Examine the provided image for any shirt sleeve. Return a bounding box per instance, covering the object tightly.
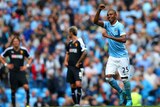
[79,38,87,52]
[65,43,69,53]
[24,49,30,58]
[1,48,10,57]
[119,23,126,36]
[103,21,109,30]
[21,47,30,58]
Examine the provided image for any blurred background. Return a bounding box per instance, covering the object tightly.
[0,0,160,107]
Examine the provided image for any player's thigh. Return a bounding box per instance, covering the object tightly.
[74,67,83,82]
[9,72,19,90]
[105,57,117,75]
[18,72,28,87]
[66,66,75,84]
[118,57,129,77]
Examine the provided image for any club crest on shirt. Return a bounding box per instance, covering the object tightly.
[114,28,118,33]
[20,50,23,54]
[75,43,78,47]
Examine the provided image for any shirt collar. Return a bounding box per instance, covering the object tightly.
[110,20,118,26]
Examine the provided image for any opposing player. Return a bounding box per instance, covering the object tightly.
[93,4,132,106]
[0,36,32,107]
[64,26,87,106]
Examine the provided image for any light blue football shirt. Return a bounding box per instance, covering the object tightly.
[103,20,128,58]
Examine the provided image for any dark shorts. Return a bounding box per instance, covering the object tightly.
[9,71,28,90]
[66,66,83,84]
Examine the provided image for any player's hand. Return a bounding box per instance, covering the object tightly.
[99,4,105,10]
[102,31,110,38]
[64,61,68,67]
[7,64,14,69]
[75,62,81,68]
[20,66,27,71]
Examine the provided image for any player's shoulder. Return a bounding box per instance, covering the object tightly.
[77,38,83,41]
[20,46,28,51]
[5,46,13,51]
[68,40,73,45]
[117,21,124,27]
[77,38,85,44]
[103,21,110,25]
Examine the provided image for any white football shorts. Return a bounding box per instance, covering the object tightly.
[105,56,130,78]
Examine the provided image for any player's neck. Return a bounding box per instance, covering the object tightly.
[72,36,78,43]
[111,20,117,25]
[14,47,20,51]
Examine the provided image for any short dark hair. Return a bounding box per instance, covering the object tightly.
[107,9,117,15]
[69,26,78,36]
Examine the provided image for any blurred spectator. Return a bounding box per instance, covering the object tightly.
[131,86,142,106]
[0,87,8,107]
[31,51,45,88]
[48,93,59,106]
[34,97,46,107]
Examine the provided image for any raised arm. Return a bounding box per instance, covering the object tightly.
[93,4,105,27]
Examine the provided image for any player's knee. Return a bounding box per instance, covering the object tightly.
[105,75,113,82]
[105,77,114,82]
[11,91,15,96]
[11,89,16,93]
[75,81,81,87]
[23,84,29,90]
[71,84,76,88]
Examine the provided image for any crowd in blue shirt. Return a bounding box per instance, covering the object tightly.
[0,0,160,106]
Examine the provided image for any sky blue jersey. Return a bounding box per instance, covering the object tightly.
[103,20,128,58]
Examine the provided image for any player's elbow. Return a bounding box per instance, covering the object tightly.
[122,39,126,43]
[121,36,127,43]
[84,50,88,56]
[93,18,98,25]
[93,20,98,25]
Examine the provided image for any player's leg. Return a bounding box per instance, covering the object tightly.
[105,57,122,93]
[75,67,83,105]
[11,89,16,107]
[118,57,132,106]
[19,72,30,107]
[23,84,30,107]
[9,72,18,107]
[71,84,77,105]
[105,57,124,105]
[67,66,77,104]
[122,77,132,106]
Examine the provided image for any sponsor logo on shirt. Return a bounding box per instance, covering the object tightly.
[11,54,23,59]
[69,49,77,53]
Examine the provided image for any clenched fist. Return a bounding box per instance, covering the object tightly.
[98,4,105,10]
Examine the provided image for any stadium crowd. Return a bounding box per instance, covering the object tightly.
[0,0,160,106]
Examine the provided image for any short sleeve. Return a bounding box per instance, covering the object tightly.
[65,43,69,53]
[21,47,30,58]
[103,21,109,30]
[23,49,30,58]
[119,23,126,36]
[78,38,87,52]
[1,47,11,57]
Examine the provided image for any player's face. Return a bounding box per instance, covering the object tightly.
[12,38,20,48]
[68,31,73,39]
[107,11,116,23]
